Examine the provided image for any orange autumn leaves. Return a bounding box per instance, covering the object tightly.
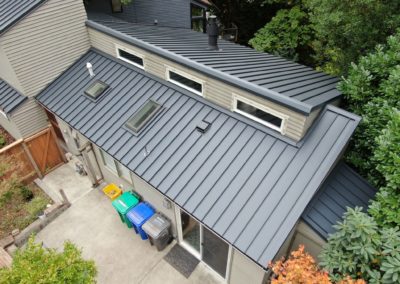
[269,245,366,284]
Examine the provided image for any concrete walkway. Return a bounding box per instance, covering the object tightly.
[36,185,223,283]
[39,160,94,204]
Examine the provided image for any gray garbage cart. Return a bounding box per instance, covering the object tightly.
[142,213,171,251]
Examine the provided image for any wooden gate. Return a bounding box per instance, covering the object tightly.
[0,126,66,182]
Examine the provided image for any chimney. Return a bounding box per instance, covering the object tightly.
[207,15,219,51]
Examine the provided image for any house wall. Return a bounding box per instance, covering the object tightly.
[229,249,266,284]
[88,27,318,141]
[11,99,49,138]
[0,0,90,97]
[289,221,326,262]
[0,47,24,94]
[0,113,22,140]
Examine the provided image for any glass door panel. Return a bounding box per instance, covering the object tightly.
[202,226,229,278]
[180,210,200,254]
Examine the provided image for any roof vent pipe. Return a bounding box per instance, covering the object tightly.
[86,62,95,77]
[207,16,219,51]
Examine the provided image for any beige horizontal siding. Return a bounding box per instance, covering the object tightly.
[1,0,90,97]
[12,99,48,138]
[88,28,317,141]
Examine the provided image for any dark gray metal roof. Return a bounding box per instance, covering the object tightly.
[302,162,376,240]
[0,79,26,113]
[0,0,46,35]
[87,15,341,114]
[36,49,360,267]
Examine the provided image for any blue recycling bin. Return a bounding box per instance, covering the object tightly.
[126,202,155,240]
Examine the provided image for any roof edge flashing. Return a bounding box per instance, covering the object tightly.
[86,20,321,114]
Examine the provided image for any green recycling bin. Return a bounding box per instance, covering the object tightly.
[112,192,139,228]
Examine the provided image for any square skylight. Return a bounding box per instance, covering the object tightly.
[126,100,161,133]
[84,80,109,99]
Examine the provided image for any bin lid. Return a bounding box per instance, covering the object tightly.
[112,192,139,214]
[126,202,155,226]
[142,213,171,238]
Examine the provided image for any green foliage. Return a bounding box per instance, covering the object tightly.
[307,0,400,75]
[249,5,314,63]
[369,109,400,227]
[19,186,33,202]
[339,32,400,187]
[0,236,97,284]
[0,134,6,148]
[320,207,400,283]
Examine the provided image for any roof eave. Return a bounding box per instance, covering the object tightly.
[86,20,318,115]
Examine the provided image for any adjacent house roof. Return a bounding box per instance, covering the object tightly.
[0,79,26,114]
[302,162,376,240]
[36,49,360,267]
[86,15,341,114]
[0,0,46,35]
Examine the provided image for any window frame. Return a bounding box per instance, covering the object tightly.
[100,149,118,173]
[115,45,145,69]
[232,94,288,134]
[125,100,162,134]
[84,80,109,100]
[100,149,133,184]
[166,66,204,96]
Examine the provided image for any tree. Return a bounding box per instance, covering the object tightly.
[307,0,400,75]
[0,236,97,284]
[269,245,365,283]
[249,5,314,65]
[339,31,400,187]
[211,0,285,45]
[369,109,400,227]
[320,207,400,284]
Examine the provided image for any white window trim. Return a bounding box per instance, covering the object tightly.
[165,66,204,96]
[232,94,288,134]
[100,149,118,174]
[115,44,145,69]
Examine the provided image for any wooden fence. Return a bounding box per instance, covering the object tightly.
[0,126,66,182]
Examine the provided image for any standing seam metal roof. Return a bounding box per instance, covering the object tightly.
[86,14,341,114]
[302,162,376,240]
[0,79,26,113]
[0,0,46,35]
[36,49,360,267]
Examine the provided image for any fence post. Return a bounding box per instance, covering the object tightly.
[21,142,43,179]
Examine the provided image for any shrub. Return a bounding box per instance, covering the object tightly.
[19,186,33,202]
[320,207,400,283]
[339,31,400,187]
[249,5,315,65]
[0,236,97,284]
[369,109,400,227]
[270,245,365,283]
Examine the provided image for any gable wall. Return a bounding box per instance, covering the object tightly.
[1,0,90,97]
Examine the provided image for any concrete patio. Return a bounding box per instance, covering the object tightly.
[35,163,224,284]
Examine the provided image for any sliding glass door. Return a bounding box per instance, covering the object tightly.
[177,208,231,279]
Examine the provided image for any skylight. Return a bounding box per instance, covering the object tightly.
[84,80,109,99]
[126,100,161,133]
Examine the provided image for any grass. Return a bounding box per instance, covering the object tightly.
[0,183,52,239]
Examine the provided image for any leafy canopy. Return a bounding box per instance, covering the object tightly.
[369,109,400,227]
[0,236,97,284]
[339,31,400,188]
[249,5,314,64]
